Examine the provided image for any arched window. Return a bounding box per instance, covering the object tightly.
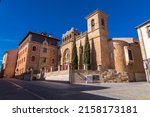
[101,18,105,27]
[91,19,95,31]
[32,46,36,51]
[31,56,35,62]
[63,48,70,63]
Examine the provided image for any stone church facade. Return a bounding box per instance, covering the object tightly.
[59,10,145,81]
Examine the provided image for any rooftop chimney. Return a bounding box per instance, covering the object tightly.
[41,32,47,36]
[49,34,53,38]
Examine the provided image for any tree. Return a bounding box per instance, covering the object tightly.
[84,33,90,70]
[71,38,78,70]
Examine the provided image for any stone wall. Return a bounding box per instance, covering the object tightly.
[71,69,145,84]
[100,69,129,83]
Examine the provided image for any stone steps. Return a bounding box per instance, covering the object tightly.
[45,70,69,82]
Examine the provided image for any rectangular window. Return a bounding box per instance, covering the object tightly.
[52,59,55,64]
[147,26,150,38]
[91,19,95,31]
[101,18,105,27]
[128,49,133,61]
[43,48,47,53]
[43,58,46,63]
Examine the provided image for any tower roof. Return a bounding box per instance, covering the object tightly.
[85,9,108,19]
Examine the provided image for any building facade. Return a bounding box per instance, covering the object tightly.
[60,10,110,70]
[136,20,150,82]
[15,32,59,77]
[2,49,18,78]
[60,10,145,81]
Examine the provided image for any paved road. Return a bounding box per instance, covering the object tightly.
[0,79,115,100]
[0,78,150,100]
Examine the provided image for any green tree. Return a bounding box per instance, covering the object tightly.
[84,33,90,70]
[71,38,78,70]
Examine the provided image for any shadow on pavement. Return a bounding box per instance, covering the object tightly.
[0,79,118,100]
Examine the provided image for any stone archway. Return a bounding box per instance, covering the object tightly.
[63,48,70,70]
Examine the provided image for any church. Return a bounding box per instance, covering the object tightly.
[58,9,145,81]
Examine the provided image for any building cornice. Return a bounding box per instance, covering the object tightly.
[135,19,150,29]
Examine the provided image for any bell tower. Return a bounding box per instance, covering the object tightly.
[86,9,110,69]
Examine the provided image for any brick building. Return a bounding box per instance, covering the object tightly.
[15,32,59,77]
[1,49,18,78]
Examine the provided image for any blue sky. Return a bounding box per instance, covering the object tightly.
[0,0,150,69]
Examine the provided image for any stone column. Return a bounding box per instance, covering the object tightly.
[83,64,86,70]
[51,66,53,72]
[97,65,102,71]
[58,65,61,72]
[67,64,70,71]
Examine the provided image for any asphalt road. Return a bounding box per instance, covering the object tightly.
[0,78,115,100]
[0,78,150,100]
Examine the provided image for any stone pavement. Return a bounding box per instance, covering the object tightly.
[81,82,150,100]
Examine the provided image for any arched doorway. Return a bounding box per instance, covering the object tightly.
[63,48,70,70]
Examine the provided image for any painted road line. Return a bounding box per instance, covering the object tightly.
[7,81,46,100]
[7,81,23,89]
[24,89,46,100]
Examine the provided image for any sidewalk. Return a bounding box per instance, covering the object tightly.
[81,82,150,100]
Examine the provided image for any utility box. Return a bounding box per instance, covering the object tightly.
[86,75,93,83]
